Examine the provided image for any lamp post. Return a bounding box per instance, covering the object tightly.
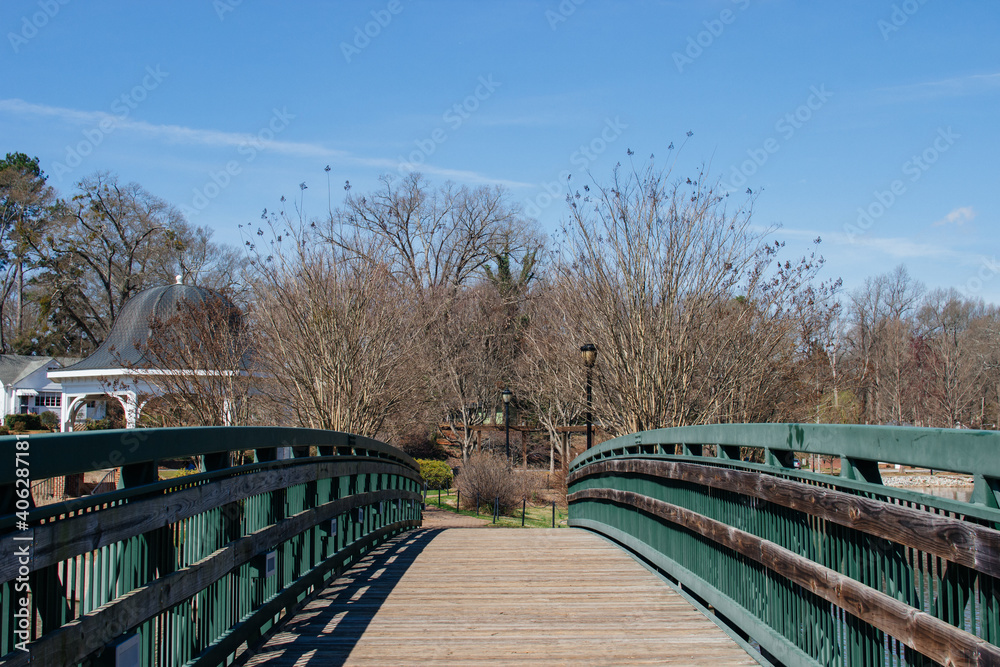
[502,388,512,460]
[580,344,598,449]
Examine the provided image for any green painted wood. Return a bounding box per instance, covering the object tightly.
[0,426,422,666]
[0,426,417,485]
[569,423,1000,667]
[572,422,1000,480]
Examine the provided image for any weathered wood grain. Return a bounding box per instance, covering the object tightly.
[0,460,420,585]
[571,487,1000,667]
[10,491,419,667]
[570,458,1000,578]
[244,529,758,666]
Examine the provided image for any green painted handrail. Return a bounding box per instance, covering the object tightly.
[0,425,416,485]
[569,423,1000,667]
[572,422,1000,475]
[571,422,1000,507]
[0,426,423,666]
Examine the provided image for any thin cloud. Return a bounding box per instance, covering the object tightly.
[877,72,1000,102]
[933,206,976,227]
[0,98,531,188]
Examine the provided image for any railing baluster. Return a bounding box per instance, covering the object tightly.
[568,424,1000,666]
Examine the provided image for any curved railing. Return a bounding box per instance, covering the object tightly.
[568,424,1000,667]
[0,427,422,666]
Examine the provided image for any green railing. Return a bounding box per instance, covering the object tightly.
[0,427,423,666]
[568,424,1000,667]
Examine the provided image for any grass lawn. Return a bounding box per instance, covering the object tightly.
[423,488,569,528]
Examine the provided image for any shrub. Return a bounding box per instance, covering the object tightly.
[39,411,59,429]
[418,459,454,490]
[82,418,116,431]
[455,452,539,515]
[4,413,41,431]
[0,426,9,436]
[395,427,447,459]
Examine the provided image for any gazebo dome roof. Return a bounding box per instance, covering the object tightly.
[60,283,236,372]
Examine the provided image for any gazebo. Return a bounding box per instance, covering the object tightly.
[48,279,240,431]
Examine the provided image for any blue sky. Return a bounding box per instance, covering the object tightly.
[2,1,998,302]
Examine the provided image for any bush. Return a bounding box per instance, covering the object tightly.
[455,452,539,515]
[395,427,447,459]
[5,413,41,431]
[39,411,59,429]
[418,459,453,490]
[0,426,9,436]
[82,418,116,431]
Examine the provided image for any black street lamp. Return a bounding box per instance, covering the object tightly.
[502,388,512,459]
[580,344,598,449]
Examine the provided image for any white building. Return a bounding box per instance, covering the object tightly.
[47,281,243,431]
[0,355,103,424]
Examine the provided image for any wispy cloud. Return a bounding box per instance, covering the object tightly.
[778,226,969,261]
[0,98,532,188]
[877,72,1000,102]
[933,206,976,227]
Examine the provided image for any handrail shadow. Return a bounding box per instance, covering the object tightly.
[242,528,443,666]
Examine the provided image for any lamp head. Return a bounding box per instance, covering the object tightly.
[502,388,512,404]
[580,343,598,368]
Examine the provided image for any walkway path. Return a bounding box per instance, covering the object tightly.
[419,505,490,528]
[244,529,756,666]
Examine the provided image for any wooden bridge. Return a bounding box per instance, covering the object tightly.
[3,424,1000,666]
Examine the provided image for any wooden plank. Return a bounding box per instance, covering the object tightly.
[0,460,420,585]
[11,491,420,667]
[571,458,1000,578]
[244,529,758,666]
[572,487,1000,667]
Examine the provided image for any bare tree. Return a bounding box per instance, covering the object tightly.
[556,159,831,434]
[431,283,508,461]
[321,173,533,306]
[517,278,585,473]
[131,291,258,427]
[26,172,243,356]
[846,265,924,424]
[252,221,423,436]
[915,289,988,427]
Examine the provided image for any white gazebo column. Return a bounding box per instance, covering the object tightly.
[62,396,89,432]
[116,391,140,429]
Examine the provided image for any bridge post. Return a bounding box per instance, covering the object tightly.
[765,448,797,469]
[839,456,882,484]
[682,443,702,457]
[973,474,1000,508]
[716,444,740,461]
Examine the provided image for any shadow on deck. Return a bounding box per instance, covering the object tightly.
[244,529,443,666]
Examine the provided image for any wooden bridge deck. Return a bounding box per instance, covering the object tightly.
[244,528,757,666]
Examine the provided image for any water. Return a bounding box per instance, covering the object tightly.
[911,484,973,503]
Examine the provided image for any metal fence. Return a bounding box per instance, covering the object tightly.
[0,426,423,666]
[568,423,1000,667]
